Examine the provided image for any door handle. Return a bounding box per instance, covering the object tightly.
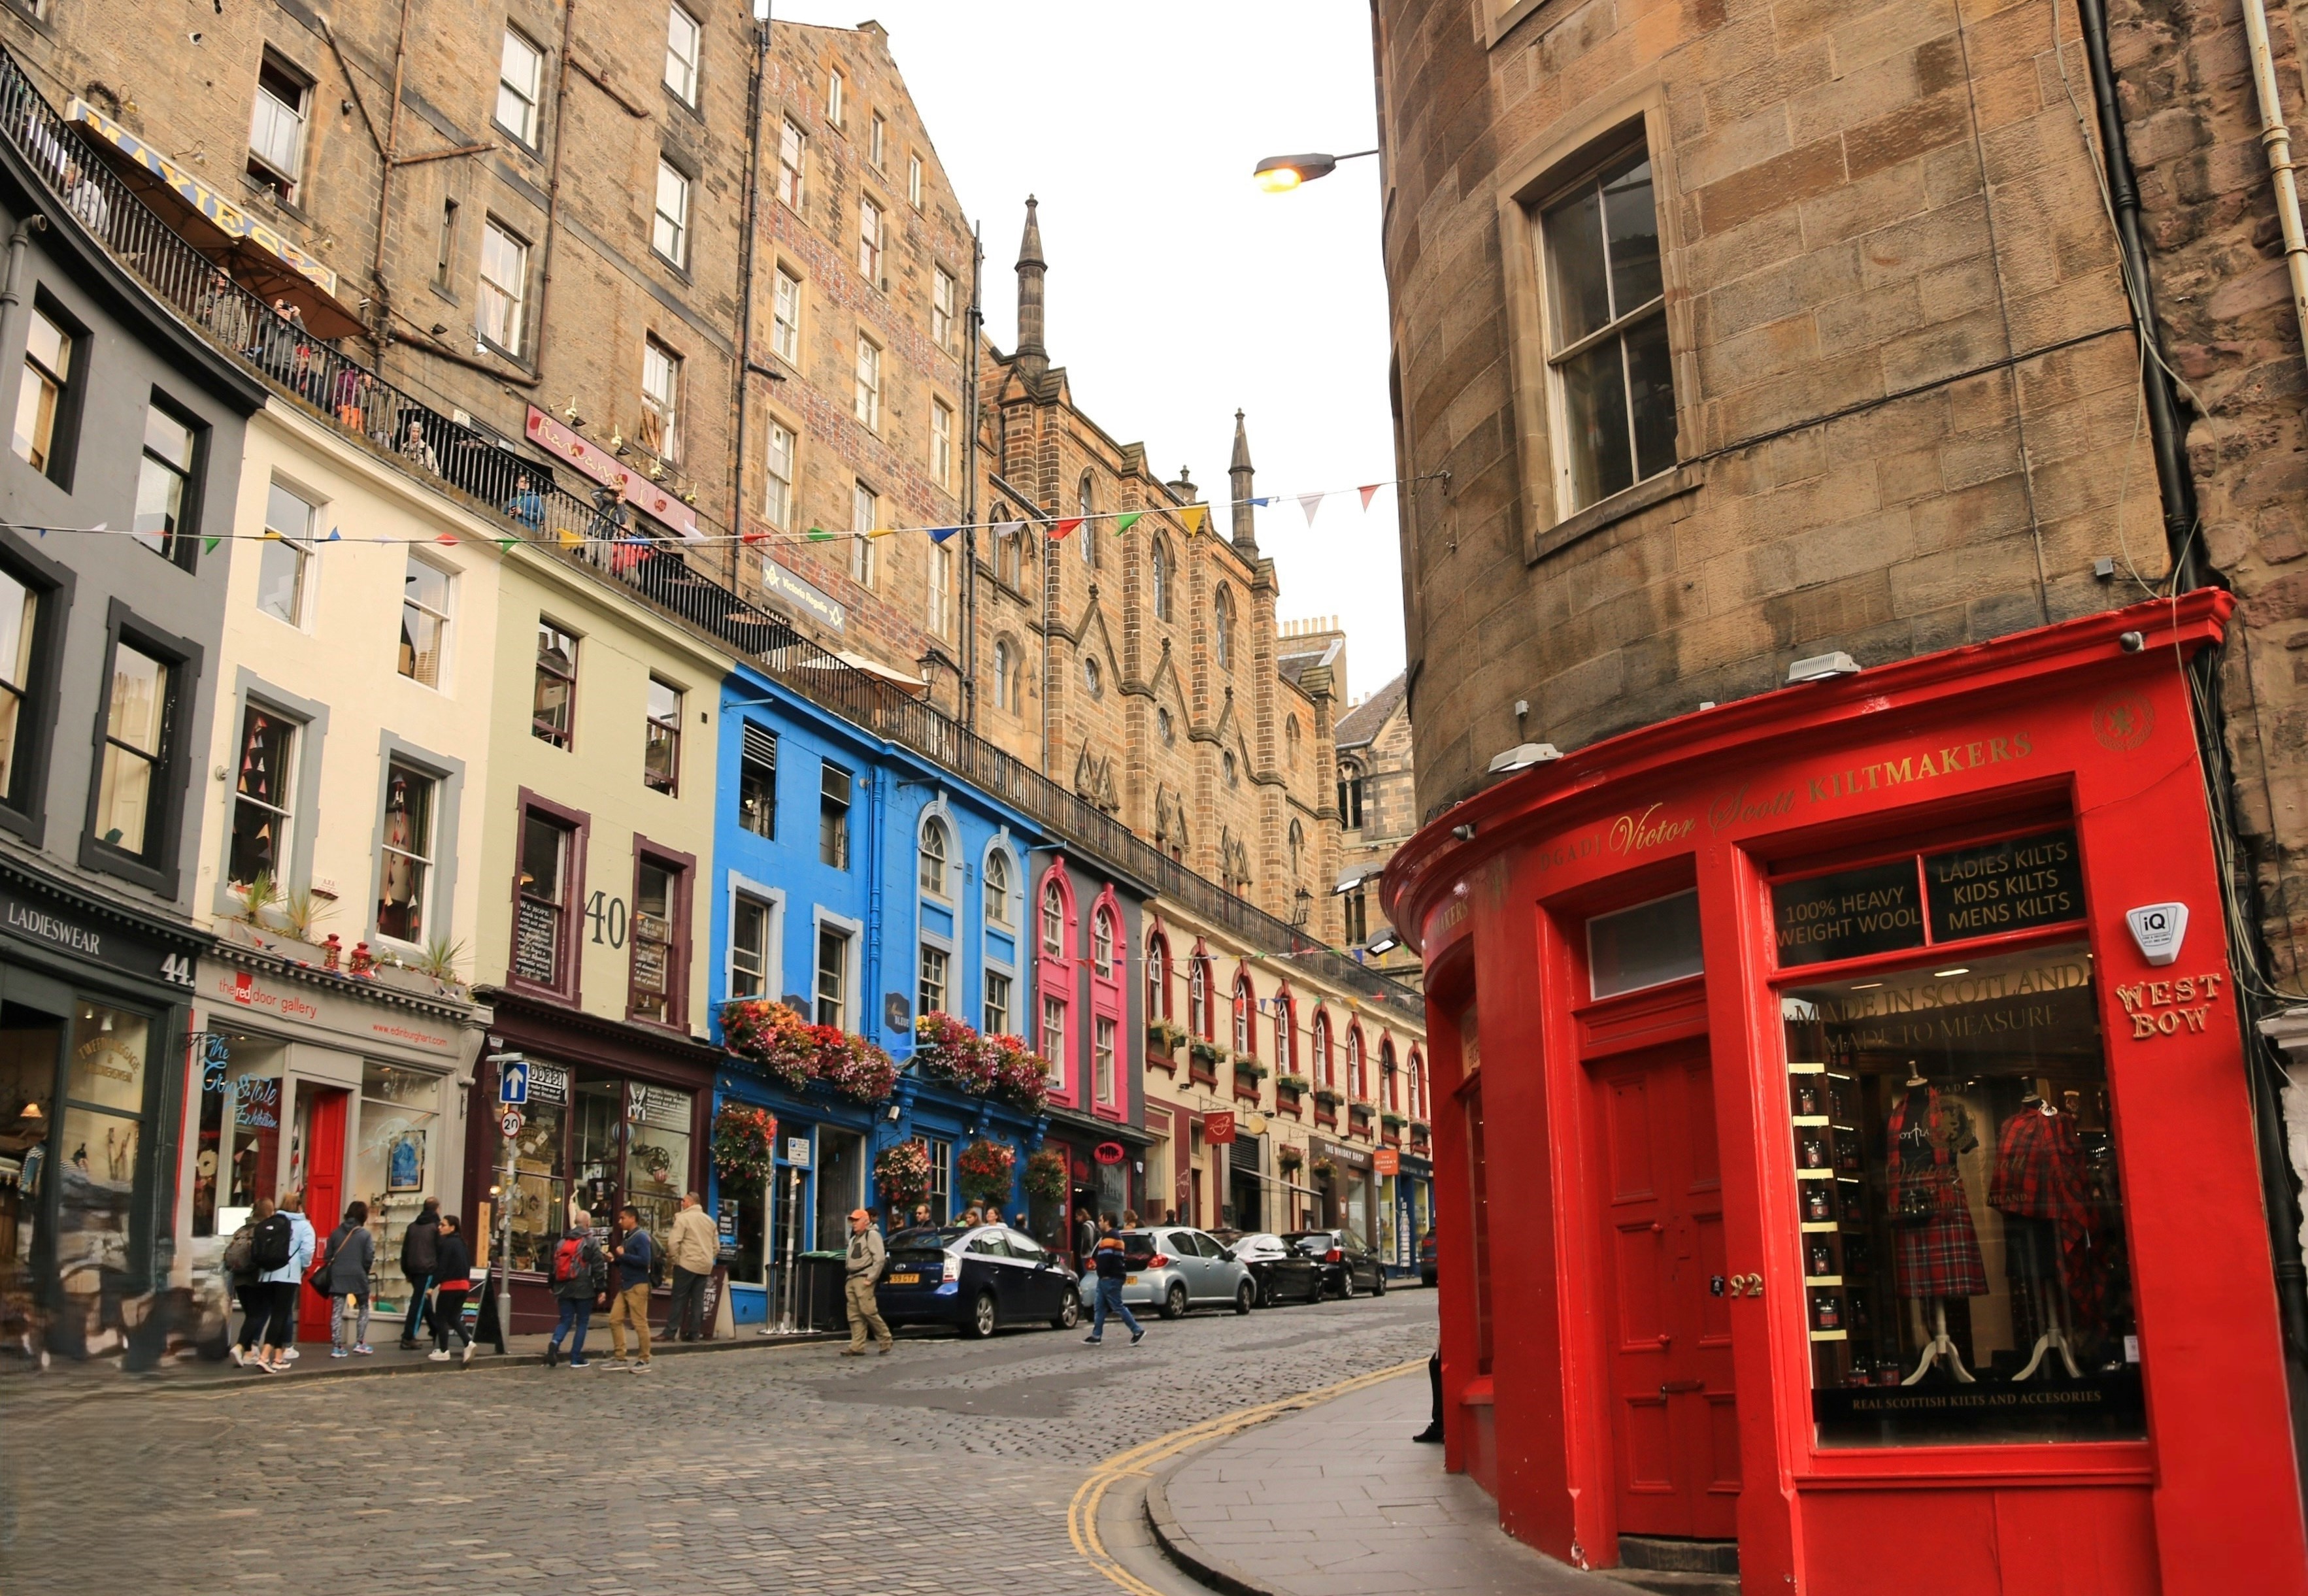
[1659,1379,1706,1395]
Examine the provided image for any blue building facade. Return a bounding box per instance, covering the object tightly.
[705,661,1058,1327]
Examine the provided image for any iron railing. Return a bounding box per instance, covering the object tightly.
[0,49,1423,1022]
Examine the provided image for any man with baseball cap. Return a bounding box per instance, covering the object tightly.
[841,1208,893,1356]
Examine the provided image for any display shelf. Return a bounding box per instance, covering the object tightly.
[1788,1061,1826,1074]
[1792,1114,1830,1127]
[1799,1221,1837,1233]
[1796,1167,1833,1180]
[1809,1329,1849,1342]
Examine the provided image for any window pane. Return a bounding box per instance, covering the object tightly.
[1626,312,1678,482]
[1560,336,1634,509]
[631,860,677,1021]
[106,644,165,754]
[497,31,541,141]
[257,488,309,624]
[479,223,528,352]
[133,454,187,552]
[984,971,1011,1035]
[665,5,701,101]
[67,1004,149,1112]
[1588,889,1703,998]
[378,766,433,942]
[0,572,32,803]
[144,407,193,469]
[1545,182,1611,345]
[227,707,295,888]
[24,309,65,382]
[731,897,769,997]
[654,163,689,263]
[533,623,577,746]
[644,679,681,794]
[1602,153,1663,317]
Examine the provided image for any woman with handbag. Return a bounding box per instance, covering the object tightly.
[317,1201,377,1357]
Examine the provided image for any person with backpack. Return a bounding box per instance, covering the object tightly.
[225,1197,275,1367]
[1082,1213,1146,1347]
[397,1197,442,1349]
[427,1214,477,1365]
[318,1201,377,1357]
[254,1190,314,1373]
[545,1221,604,1368]
[602,1205,655,1371]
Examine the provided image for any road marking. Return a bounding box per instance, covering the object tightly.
[1065,1357,1424,1595]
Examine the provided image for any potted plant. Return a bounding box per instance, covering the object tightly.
[958,1139,1018,1205]
[1313,1085,1346,1108]
[721,998,816,1091]
[1381,1110,1410,1131]
[875,1138,934,1208]
[1024,1148,1069,1203]
[712,1103,778,1187]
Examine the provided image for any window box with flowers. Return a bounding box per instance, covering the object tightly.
[1380,1110,1410,1131]
[958,1139,1018,1205]
[1312,1086,1346,1108]
[721,997,818,1092]
[814,1028,900,1104]
[1348,1100,1377,1135]
[1187,1038,1222,1085]
[1146,1019,1185,1069]
[914,1011,998,1093]
[980,1033,1052,1114]
[875,1138,935,1208]
[1274,1072,1311,1112]
[1232,1058,1266,1102]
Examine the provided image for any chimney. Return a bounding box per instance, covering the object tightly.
[1229,409,1257,554]
[1168,463,1196,505]
[1015,196,1047,380]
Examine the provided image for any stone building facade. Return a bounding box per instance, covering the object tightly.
[1333,668,1422,988]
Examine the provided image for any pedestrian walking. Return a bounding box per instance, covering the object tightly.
[1074,1208,1097,1268]
[254,1191,314,1372]
[1083,1213,1145,1346]
[603,1205,654,1371]
[544,1221,604,1368]
[663,1191,716,1343]
[841,1207,892,1356]
[320,1201,377,1357]
[427,1216,477,1365]
[397,1197,441,1348]
[224,1197,275,1367]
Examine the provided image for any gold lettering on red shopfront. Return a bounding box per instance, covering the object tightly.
[1807,733,2034,803]
[2114,971,2226,1041]
[1608,803,1696,856]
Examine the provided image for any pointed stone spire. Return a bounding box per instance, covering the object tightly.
[1229,410,1258,554]
[1015,196,1048,380]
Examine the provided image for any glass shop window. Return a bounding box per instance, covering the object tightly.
[506,1063,571,1274]
[1780,938,2141,1446]
[1587,888,1702,999]
[354,1063,440,1286]
[625,1082,694,1243]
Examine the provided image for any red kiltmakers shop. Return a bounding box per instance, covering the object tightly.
[1384,595,2306,1596]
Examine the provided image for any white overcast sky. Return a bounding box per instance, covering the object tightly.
[774,1,1405,701]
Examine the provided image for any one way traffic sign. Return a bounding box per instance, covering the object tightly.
[499,1059,528,1106]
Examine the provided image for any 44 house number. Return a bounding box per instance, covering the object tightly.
[586,891,629,949]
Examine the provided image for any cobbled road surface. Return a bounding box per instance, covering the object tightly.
[2,1290,1435,1595]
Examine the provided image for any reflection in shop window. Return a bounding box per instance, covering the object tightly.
[505,1062,570,1272]
[624,1081,694,1243]
[1781,942,2142,1446]
[376,764,436,943]
[355,1062,439,1315]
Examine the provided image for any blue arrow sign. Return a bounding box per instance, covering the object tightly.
[499,1061,529,1106]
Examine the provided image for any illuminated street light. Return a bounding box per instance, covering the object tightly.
[1253,148,1378,192]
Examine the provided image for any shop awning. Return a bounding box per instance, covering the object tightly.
[64,99,365,339]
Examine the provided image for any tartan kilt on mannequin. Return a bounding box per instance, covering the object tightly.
[1895,1206,1988,1299]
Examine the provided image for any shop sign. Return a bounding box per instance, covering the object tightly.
[1771,861,1924,967]
[2114,970,2226,1041]
[1094,1141,1124,1165]
[717,1197,741,1260]
[1203,1111,1235,1145]
[1922,828,2083,942]
[235,1076,282,1129]
[190,1031,231,1094]
[524,405,701,540]
[784,1136,812,1167]
[526,1062,569,1106]
[0,882,194,988]
[1313,1137,1373,1172]
[761,560,848,633]
[1373,1148,1400,1176]
[631,1083,689,1131]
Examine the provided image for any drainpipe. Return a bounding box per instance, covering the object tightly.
[729,5,771,591]
[962,223,982,729]
[368,0,412,342]
[529,0,581,382]
[2242,0,2308,376]
[0,215,48,362]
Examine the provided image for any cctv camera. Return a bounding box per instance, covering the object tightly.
[188,30,203,42]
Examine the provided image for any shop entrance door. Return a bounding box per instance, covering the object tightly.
[295,1086,350,1342]
[1592,1039,1737,1542]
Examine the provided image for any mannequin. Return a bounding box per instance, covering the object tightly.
[1886,1065,1986,1384]
[1990,1089,2090,1380]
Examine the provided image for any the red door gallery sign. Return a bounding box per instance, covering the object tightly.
[1204,1112,1235,1145]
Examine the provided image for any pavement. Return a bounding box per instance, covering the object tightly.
[1146,1369,1614,1596]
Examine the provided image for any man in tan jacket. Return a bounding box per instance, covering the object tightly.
[664,1191,718,1342]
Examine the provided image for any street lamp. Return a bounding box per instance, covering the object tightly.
[1253,148,1379,192]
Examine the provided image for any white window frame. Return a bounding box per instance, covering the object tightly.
[375,761,440,948]
[725,874,786,1004]
[763,418,795,529]
[927,540,950,638]
[869,111,886,169]
[812,907,863,1029]
[478,218,529,355]
[664,3,701,105]
[850,481,878,586]
[932,267,956,351]
[929,398,954,488]
[653,159,691,267]
[496,29,543,145]
[248,56,310,199]
[257,478,318,628]
[777,119,806,210]
[982,844,1015,928]
[1094,1016,1117,1108]
[224,698,301,892]
[771,267,803,363]
[827,67,844,127]
[641,337,681,460]
[918,939,950,1020]
[983,969,1012,1038]
[852,334,881,429]
[858,198,884,286]
[398,552,455,690]
[919,812,952,899]
[909,152,924,208]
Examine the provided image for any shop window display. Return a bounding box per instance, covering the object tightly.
[1779,931,2140,1445]
[505,1063,571,1274]
[56,1005,150,1354]
[0,1002,63,1290]
[354,1063,440,1312]
[503,1067,694,1272]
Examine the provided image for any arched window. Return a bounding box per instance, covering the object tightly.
[1189,952,1212,1039]
[1347,1027,1365,1101]
[1272,991,1295,1072]
[1213,585,1233,669]
[1313,1010,1333,1089]
[1287,819,1305,878]
[1041,879,1065,957]
[1146,934,1169,1019]
[1150,537,1171,620]
[1380,1037,1397,1110]
[1232,973,1254,1056]
[1409,1049,1425,1119]
[1092,906,1116,977]
[1078,471,1097,567]
[992,639,1011,710]
[918,815,949,897]
[1338,759,1365,829]
[984,847,1012,925]
[1286,716,1301,769]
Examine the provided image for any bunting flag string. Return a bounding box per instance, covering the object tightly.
[1299,493,1324,525]
[1359,484,1382,510]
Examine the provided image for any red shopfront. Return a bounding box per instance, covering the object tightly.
[1384,594,2307,1596]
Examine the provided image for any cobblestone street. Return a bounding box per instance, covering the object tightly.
[2,1293,1435,1595]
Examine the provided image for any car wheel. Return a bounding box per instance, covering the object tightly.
[967,1290,997,1339]
[1160,1282,1189,1321]
[1374,1271,1388,1297]
[1051,1288,1080,1331]
[1340,1270,1356,1300]
[1235,1280,1255,1316]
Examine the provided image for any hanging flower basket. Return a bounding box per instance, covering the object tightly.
[958,1138,1018,1204]
[815,1027,899,1103]
[983,1033,1052,1114]
[875,1138,934,1207]
[1313,1086,1346,1108]
[1277,1146,1305,1172]
[712,1103,778,1187]
[1275,1072,1312,1096]
[914,1012,999,1093]
[1311,1155,1337,1179]
[1024,1148,1069,1203]
[721,998,816,1091]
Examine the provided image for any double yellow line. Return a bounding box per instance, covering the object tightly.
[1065,1358,1426,1595]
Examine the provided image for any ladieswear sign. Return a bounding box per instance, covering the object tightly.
[1771,828,2086,968]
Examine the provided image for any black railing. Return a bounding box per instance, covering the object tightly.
[0,49,1424,1023]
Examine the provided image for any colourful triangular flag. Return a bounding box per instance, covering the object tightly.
[496,537,518,552]
[867,525,895,539]
[435,534,460,546]
[1053,516,1082,540]
[260,527,284,542]
[1114,511,1143,535]
[807,526,834,542]
[1299,493,1324,525]
[991,520,1026,538]
[1180,505,1208,537]
[324,526,342,542]
[1360,484,1381,510]
[928,525,960,544]
[558,527,585,550]
[1252,497,1273,508]
[741,530,767,545]
[203,535,221,554]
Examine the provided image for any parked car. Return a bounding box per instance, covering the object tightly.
[1226,1231,1326,1307]
[1418,1229,1439,1288]
[875,1224,1081,1338]
[1286,1228,1388,1298]
[1117,1226,1255,1318]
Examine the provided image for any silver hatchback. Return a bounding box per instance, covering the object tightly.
[1115,1227,1254,1319]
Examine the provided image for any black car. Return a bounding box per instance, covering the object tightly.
[1285,1228,1388,1298]
[1224,1231,1326,1307]
[1418,1229,1439,1288]
[875,1224,1082,1338]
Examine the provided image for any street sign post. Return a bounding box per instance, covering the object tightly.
[500,1108,525,1139]
[484,1052,525,1354]
[499,1059,529,1106]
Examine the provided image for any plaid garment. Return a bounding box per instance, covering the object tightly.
[1895,1208,1989,1299]
[1886,1086,1988,1298]
[1989,1107,2105,1324]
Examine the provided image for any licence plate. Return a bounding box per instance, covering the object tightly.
[888,1272,920,1285]
[1126,1274,1140,1284]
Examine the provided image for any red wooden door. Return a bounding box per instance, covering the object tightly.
[1593,1040,1738,1540]
[295,1087,350,1342]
